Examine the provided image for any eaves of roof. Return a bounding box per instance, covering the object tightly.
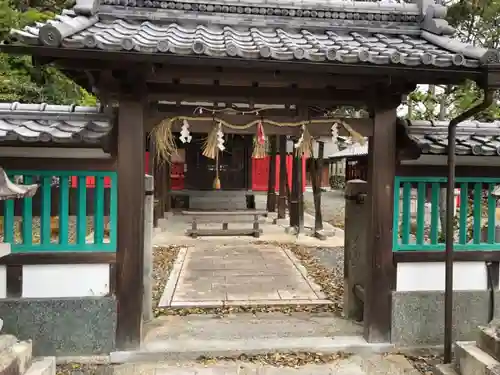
[5,0,500,69]
[0,102,112,144]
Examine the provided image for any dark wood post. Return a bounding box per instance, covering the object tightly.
[297,153,304,231]
[149,135,160,227]
[278,135,287,219]
[290,149,300,228]
[311,141,325,234]
[164,156,172,212]
[155,159,165,219]
[266,135,277,212]
[116,99,146,349]
[363,100,398,343]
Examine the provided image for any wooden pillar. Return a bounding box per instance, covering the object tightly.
[277,135,287,219]
[311,141,324,233]
[164,157,172,212]
[266,135,277,212]
[116,99,145,349]
[290,149,301,228]
[149,136,160,227]
[363,100,398,343]
[298,154,304,231]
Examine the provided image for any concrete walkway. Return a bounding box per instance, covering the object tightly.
[158,243,331,307]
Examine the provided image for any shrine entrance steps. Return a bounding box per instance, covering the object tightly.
[110,312,395,363]
[435,325,500,375]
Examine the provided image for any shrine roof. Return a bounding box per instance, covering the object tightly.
[329,119,500,158]
[0,102,112,143]
[6,0,500,68]
[406,119,500,156]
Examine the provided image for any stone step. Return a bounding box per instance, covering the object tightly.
[103,357,369,375]
[477,326,500,363]
[434,363,459,375]
[109,336,392,363]
[24,357,56,375]
[455,341,500,375]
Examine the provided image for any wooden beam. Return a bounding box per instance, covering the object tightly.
[0,157,116,171]
[0,252,115,265]
[278,135,287,219]
[4,46,481,84]
[147,65,387,89]
[147,83,370,106]
[363,100,398,343]
[115,98,145,350]
[267,135,277,213]
[394,251,500,262]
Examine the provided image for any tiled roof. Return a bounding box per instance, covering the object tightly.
[406,119,500,156]
[329,119,500,158]
[0,102,112,143]
[6,0,499,68]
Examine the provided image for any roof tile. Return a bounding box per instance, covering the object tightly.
[6,0,494,68]
[330,119,500,158]
[0,103,112,144]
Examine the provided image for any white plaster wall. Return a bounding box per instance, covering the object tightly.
[22,264,110,298]
[396,262,487,292]
[0,266,7,298]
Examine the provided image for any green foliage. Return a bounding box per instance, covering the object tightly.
[407,0,500,121]
[0,0,94,105]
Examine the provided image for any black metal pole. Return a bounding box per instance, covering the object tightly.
[443,90,494,364]
[443,122,456,364]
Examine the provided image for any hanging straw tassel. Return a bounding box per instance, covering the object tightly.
[297,125,313,157]
[150,118,178,165]
[252,120,268,158]
[202,124,219,159]
[336,120,366,145]
[213,152,221,190]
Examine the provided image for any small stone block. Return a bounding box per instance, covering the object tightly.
[433,364,459,375]
[11,340,33,375]
[0,340,32,375]
[24,357,56,375]
[455,341,499,375]
[478,325,500,362]
[314,231,327,240]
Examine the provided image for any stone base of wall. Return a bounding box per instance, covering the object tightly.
[0,296,116,356]
[391,290,500,346]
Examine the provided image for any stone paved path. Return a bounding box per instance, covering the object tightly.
[158,243,332,307]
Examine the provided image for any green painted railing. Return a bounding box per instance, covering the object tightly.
[393,176,500,252]
[2,170,117,253]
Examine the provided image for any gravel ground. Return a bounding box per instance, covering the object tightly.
[404,353,443,374]
[0,216,96,244]
[303,190,345,228]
